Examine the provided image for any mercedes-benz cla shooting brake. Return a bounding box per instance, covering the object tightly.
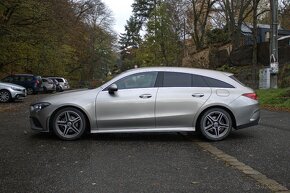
[30,67,260,141]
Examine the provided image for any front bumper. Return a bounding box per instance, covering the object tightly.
[30,106,52,132]
[11,89,27,99]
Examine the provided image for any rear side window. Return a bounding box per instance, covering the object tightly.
[56,78,64,82]
[192,74,208,87]
[23,76,33,81]
[163,72,191,87]
[203,76,234,88]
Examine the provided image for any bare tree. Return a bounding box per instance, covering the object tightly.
[186,0,217,50]
[219,0,253,50]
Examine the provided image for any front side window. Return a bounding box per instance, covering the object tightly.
[114,72,158,90]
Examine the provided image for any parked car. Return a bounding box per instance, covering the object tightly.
[47,77,69,91]
[49,78,62,92]
[30,67,260,141]
[41,78,56,93]
[0,82,27,103]
[2,74,42,95]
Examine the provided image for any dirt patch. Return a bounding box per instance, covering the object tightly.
[260,105,290,113]
[0,94,49,113]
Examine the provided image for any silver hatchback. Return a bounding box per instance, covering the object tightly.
[0,82,27,102]
[30,67,260,141]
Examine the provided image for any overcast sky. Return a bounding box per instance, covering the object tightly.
[104,0,134,35]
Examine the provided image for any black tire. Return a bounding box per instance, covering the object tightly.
[199,108,232,141]
[52,107,86,140]
[0,90,11,103]
[27,88,33,95]
[43,87,47,93]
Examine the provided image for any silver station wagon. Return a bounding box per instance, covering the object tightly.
[30,67,260,141]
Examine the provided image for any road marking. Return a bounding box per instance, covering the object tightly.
[193,140,290,193]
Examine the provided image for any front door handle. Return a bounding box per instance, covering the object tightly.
[192,93,204,97]
[139,94,152,99]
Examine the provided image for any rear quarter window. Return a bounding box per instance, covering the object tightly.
[203,76,235,88]
[229,75,245,86]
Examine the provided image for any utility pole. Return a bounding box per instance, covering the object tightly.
[269,0,279,88]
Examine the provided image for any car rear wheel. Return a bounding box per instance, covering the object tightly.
[52,107,86,140]
[199,108,232,141]
[0,90,11,103]
[27,88,33,95]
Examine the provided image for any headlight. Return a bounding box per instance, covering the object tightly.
[30,102,51,112]
[11,87,22,91]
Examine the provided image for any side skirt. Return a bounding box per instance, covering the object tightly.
[90,127,195,134]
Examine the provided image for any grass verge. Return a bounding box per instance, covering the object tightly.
[256,88,290,112]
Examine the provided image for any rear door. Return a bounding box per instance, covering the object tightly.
[155,72,212,128]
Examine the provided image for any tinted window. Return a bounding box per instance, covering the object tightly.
[230,75,245,86]
[42,79,47,82]
[163,72,191,87]
[56,78,63,82]
[192,74,208,87]
[114,72,158,90]
[2,76,13,82]
[203,76,234,88]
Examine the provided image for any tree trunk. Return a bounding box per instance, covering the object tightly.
[252,0,259,89]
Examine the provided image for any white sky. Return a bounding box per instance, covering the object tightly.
[104,0,134,35]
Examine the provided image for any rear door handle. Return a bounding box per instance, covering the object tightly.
[192,93,204,97]
[139,94,152,99]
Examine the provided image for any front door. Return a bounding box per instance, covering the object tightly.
[96,72,158,130]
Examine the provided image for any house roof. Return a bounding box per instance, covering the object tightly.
[278,35,290,40]
[241,23,284,34]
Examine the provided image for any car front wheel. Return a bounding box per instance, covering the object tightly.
[0,90,11,103]
[199,108,232,141]
[52,107,86,140]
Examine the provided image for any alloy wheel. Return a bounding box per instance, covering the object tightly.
[27,88,33,95]
[53,108,86,140]
[200,109,232,141]
[0,90,11,103]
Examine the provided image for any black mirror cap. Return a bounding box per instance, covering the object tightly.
[108,84,118,94]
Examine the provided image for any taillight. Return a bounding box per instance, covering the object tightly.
[242,93,258,100]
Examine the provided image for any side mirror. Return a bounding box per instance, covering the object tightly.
[108,84,118,94]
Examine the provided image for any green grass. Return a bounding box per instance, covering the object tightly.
[256,88,290,110]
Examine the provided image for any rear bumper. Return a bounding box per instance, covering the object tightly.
[236,110,260,129]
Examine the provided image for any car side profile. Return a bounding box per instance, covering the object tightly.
[30,67,260,141]
[0,82,27,103]
[2,74,42,94]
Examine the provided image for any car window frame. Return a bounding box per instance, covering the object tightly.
[104,71,158,91]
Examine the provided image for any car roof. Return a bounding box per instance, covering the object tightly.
[123,67,233,77]
[14,74,36,76]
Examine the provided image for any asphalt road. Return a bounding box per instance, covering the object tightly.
[0,95,289,193]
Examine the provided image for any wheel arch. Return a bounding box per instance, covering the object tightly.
[49,105,91,133]
[195,105,237,131]
[0,89,12,101]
